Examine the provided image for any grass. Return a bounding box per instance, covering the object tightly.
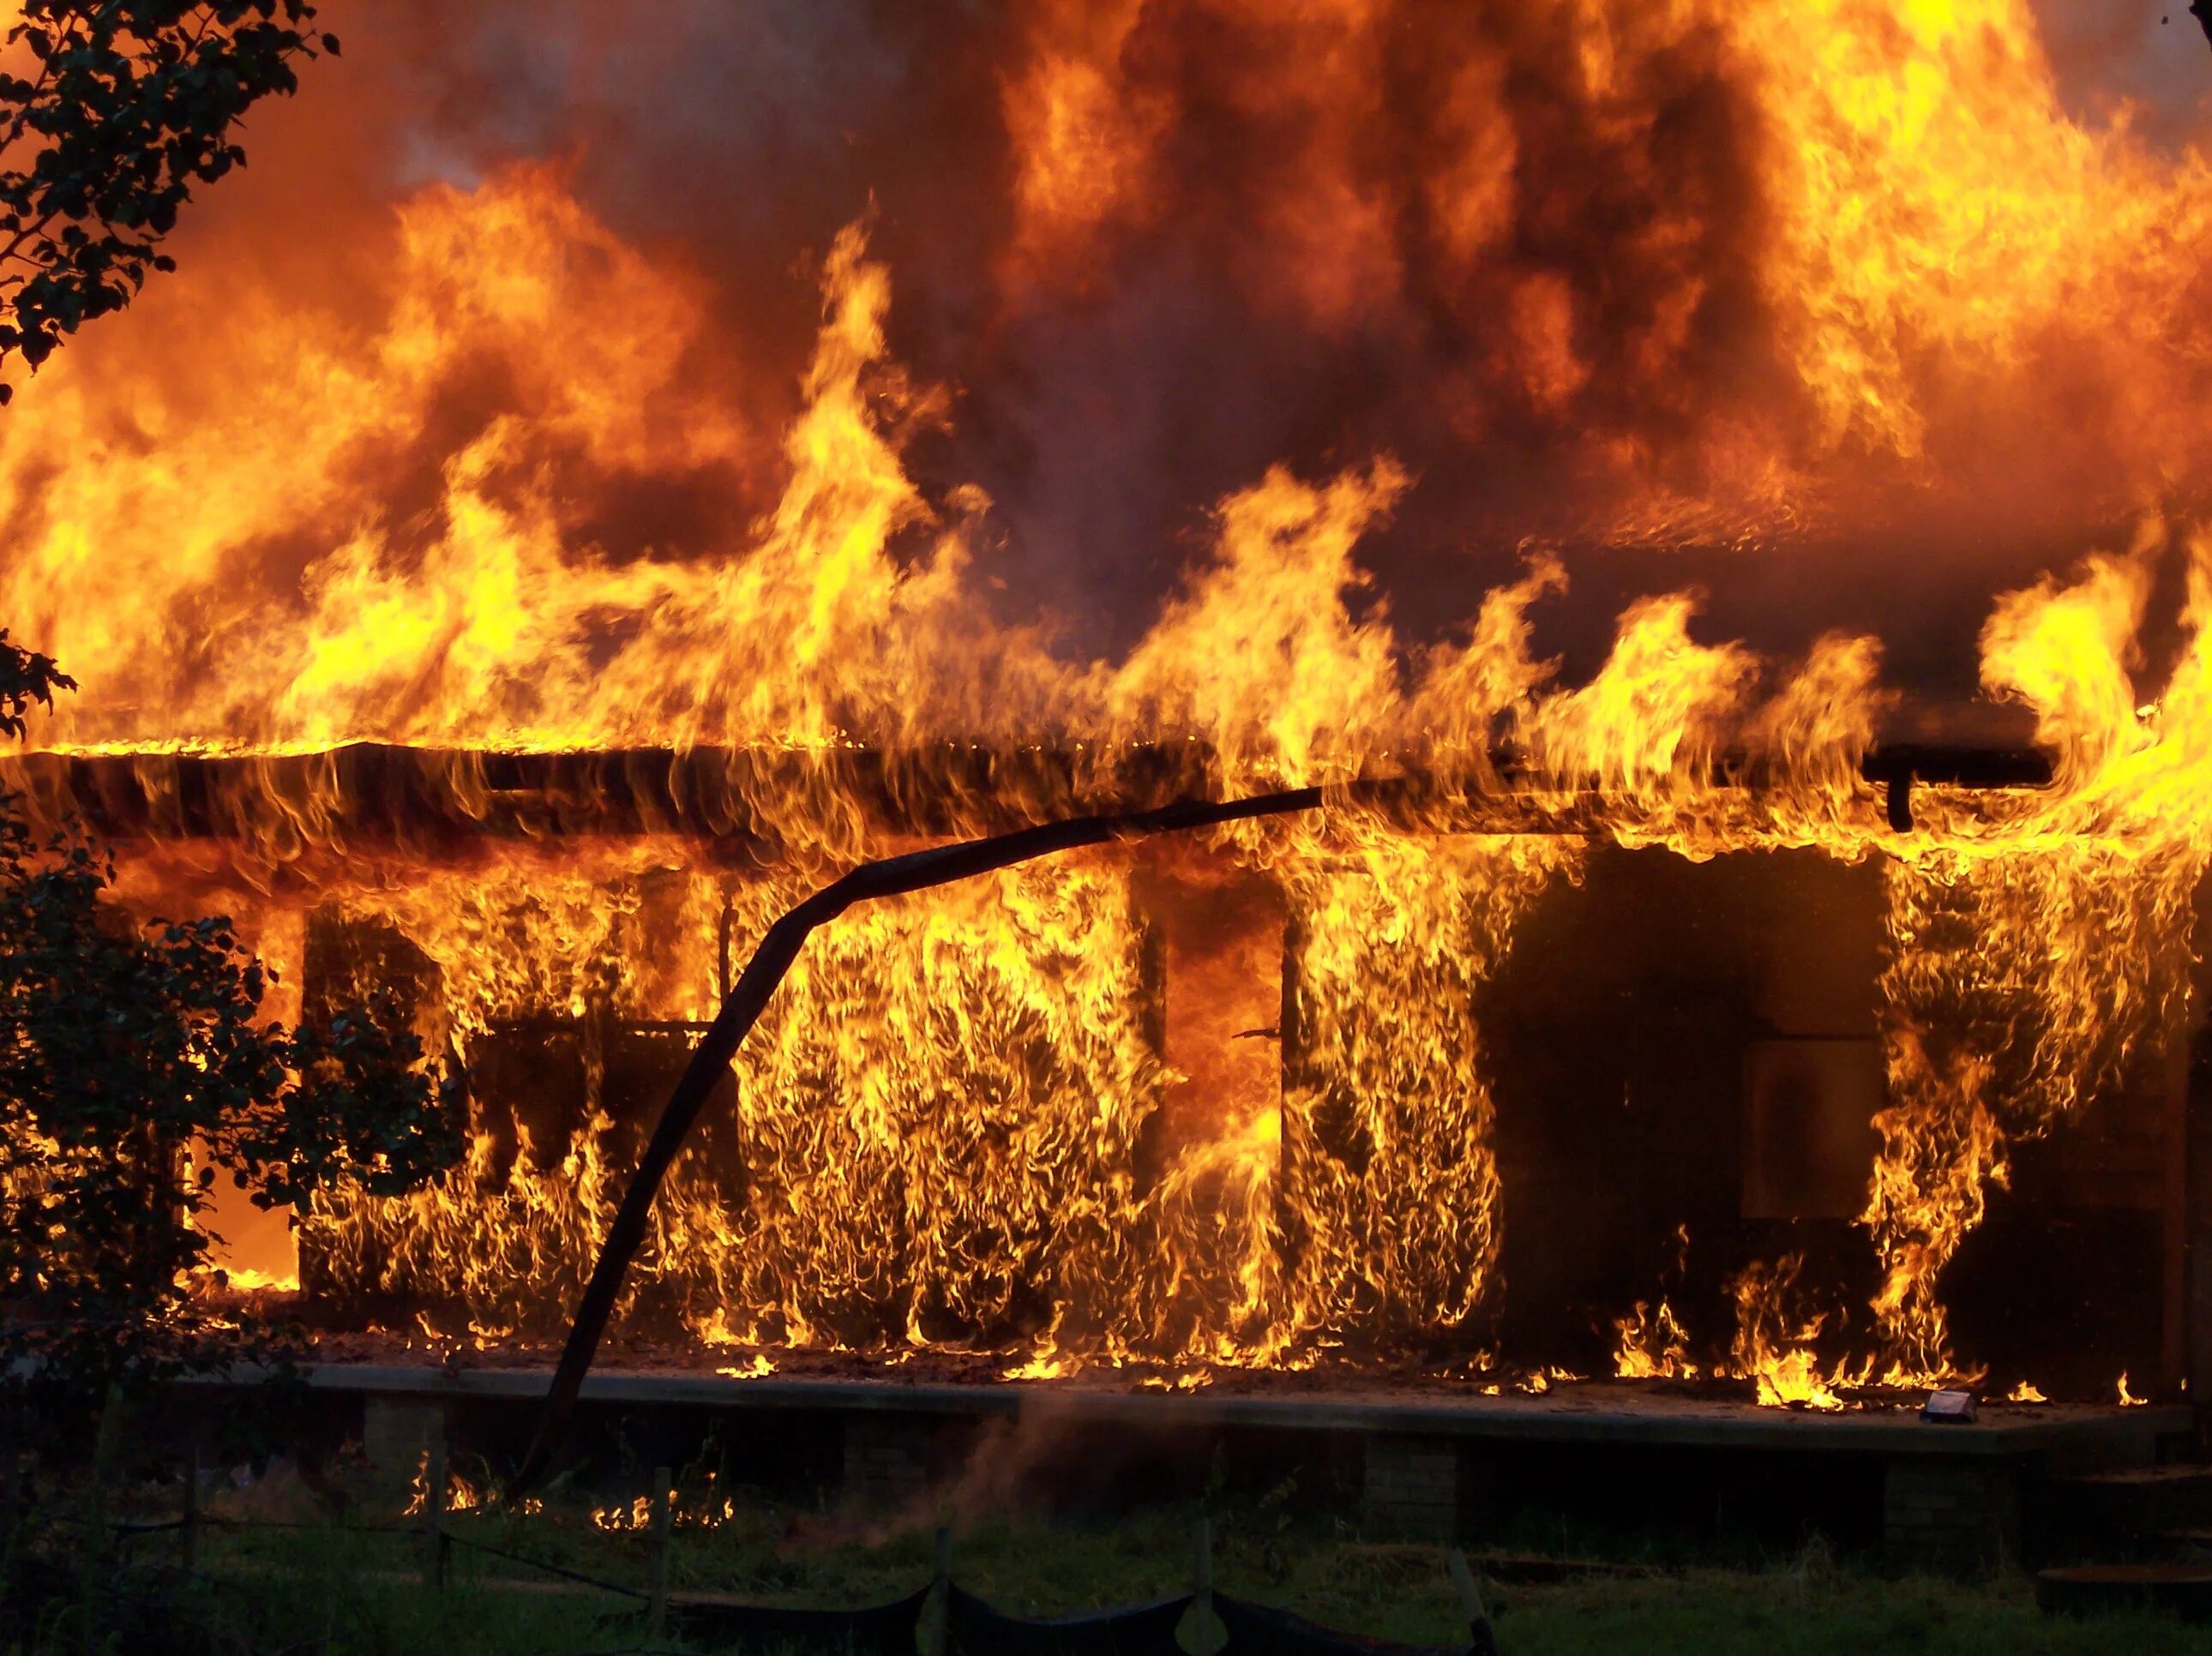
[12,1472,2205,1655]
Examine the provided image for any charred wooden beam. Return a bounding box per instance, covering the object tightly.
[0,741,2059,849]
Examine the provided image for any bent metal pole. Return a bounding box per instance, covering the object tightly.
[509,783,1349,1495]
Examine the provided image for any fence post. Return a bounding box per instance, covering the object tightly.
[0,1441,18,1560]
[1181,1516,1225,1656]
[179,1445,199,1573]
[87,1382,124,1558]
[647,1467,673,1642]
[1447,1548,1499,1656]
[421,1440,449,1590]
[919,1524,952,1655]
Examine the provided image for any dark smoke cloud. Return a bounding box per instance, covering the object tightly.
[105,2,2212,699]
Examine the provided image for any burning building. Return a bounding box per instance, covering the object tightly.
[3,0,2212,1555]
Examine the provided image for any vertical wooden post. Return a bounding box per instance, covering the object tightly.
[0,1442,20,1559]
[1181,1517,1225,1656]
[421,1441,449,1590]
[647,1467,672,1643]
[87,1383,123,1559]
[1447,1549,1499,1656]
[179,1446,199,1573]
[918,1525,952,1656]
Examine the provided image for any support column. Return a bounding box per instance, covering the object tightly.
[1361,1435,1459,1539]
[842,1413,935,1509]
[360,1396,445,1480]
[1881,1457,2023,1573]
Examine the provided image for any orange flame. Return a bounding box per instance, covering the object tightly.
[7,1,2212,1401]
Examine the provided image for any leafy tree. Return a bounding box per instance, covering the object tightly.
[0,664,460,1434]
[0,9,409,1431]
[0,2,335,400]
[0,630,71,735]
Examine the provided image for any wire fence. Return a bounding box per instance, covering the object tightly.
[51,1461,1503,1656]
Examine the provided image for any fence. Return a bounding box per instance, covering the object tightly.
[93,1453,1502,1656]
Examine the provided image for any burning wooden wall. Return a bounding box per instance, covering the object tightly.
[7,739,2177,1407]
[3,0,2211,1411]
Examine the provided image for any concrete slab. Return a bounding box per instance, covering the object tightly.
[276,1365,2188,1462]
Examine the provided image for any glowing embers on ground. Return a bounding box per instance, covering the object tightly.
[401,1454,740,1532]
[590,1482,736,1533]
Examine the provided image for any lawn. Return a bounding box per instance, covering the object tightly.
[12,1474,2204,1655]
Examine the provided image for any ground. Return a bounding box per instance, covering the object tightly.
[21,1477,2207,1655]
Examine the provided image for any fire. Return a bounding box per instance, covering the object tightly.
[1742,0,2152,459]
[6,1,2212,1403]
[1001,0,1164,288]
[1855,527,2212,1383]
[989,0,2212,530]
[1277,840,1569,1345]
[1514,1366,1584,1396]
[1731,1258,1854,1411]
[591,1482,734,1533]
[213,1266,298,1294]
[404,1452,536,1518]
[1002,1343,1082,1383]
[1613,1299,1693,1383]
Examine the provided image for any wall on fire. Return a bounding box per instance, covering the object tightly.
[243,837,2173,1385]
